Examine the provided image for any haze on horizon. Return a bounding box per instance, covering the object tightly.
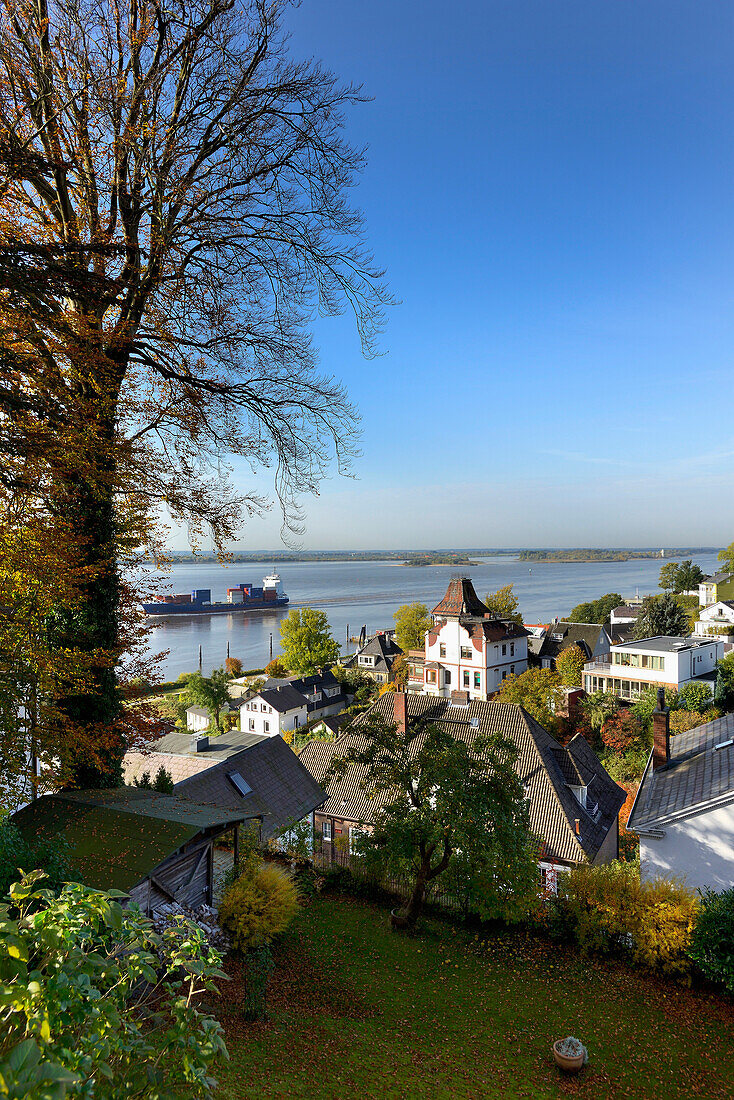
[173,2,734,553]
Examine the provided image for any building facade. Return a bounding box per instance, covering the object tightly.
[583,636,723,702]
[693,600,734,640]
[699,572,734,607]
[406,578,529,701]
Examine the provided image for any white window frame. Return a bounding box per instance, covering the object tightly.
[322,819,332,841]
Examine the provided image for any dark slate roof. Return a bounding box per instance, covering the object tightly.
[432,577,490,619]
[148,729,266,759]
[258,685,309,713]
[176,736,325,840]
[612,605,641,618]
[628,712,734,831]
[342,633,403,675]
[538,623,607,661]
[290,671,341,693]
[298,693,625,865]
[306,691,348,714]
[314,715,351,736]
[705,572,734,585]
[11,789,248,893]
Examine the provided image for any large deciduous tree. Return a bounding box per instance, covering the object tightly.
[0,0,386,783]
[496,667,562,735]
[330,712,537,931]
[392,603,431,653]
[484,584,523,627]
[279,607,339,676]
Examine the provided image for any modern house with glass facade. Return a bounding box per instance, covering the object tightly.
[583,636,724,702]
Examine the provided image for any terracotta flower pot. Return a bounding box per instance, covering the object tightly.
[552,1040,585,1072]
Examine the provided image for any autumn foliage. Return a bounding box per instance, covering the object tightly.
[601,709,646,754]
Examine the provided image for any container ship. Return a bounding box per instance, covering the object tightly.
[143,573,289,616]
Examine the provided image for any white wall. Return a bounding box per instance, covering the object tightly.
[239,695,307,736]
[639,803,734,892]
[186,710,210,732]
[423,620,527,700]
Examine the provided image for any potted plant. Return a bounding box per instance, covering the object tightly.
[552,1036,587,1072]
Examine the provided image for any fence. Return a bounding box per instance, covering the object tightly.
[309,844,466,916]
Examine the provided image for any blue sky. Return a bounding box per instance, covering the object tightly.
[198,1,734,550]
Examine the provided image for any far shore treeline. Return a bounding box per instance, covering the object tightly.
[144,547,716,565]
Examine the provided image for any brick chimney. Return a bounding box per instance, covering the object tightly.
[450,689,470,706]
[652,687,670,770]
[393,691,407,734]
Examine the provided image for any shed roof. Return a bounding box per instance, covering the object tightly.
[11,789,249,893]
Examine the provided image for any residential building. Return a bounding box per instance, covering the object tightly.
[240,671,348,736]
[627,699,734,892]
[693,600,734,640]
[123,729,324,842]
[341,631,403,683]
[699,572,734,607]
[185,702,236,733]
[299,691,625,886]
[529,621,612,671]
[11,788,251,913]
[583,636,724,702]
[609,605,641,627]
[406,577,529,700]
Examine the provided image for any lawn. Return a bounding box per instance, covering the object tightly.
[213,894,734,1100]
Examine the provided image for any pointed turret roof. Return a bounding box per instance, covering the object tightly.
[431,577,489,620]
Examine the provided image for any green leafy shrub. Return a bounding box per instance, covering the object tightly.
[0,870,227,1097]
[219,861,299,953]
[0,820,68,898]
[677,680,714,712]
[565,862,699,977]
[132,765,174,793]
[689,887,734,992]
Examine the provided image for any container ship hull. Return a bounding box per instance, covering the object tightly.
[143,595,289,617]
[143,573,288,617]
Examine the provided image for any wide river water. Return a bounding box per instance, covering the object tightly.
[141,552,722,679]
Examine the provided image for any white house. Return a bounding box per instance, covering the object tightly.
[239,671,348,737]
[406,577,529,701]
[583,636,724,702]
[185,702,236,732]
[628,701,734,892]
[240,685,309,737]
[693,601,734,640]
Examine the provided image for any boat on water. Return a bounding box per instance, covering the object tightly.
[143,572,289,617]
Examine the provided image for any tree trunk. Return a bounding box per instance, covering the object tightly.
[391,866,429,932]
[49,392,123,788]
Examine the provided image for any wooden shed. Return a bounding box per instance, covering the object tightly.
[11,788,259,913]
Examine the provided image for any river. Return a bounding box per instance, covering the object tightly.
[140,552,722,680]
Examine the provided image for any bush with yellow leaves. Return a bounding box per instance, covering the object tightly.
[565,861,699,977]
[219,861,300,954]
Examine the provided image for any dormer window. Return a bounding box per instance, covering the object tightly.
[569,785,587,809]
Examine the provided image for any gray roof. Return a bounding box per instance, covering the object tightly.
[704,572,734,585]
[342,633,403,675]
[628,712,734,831]
[612,635,714,653]
[257,685,309,713]
[299,693,624,866]
[176,736,325,840]
[538,623,608,661]
[148,729,266,759]
[612,605,641,618]
[314,715,351,736]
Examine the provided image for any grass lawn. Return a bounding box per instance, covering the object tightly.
[213,894,734,1100]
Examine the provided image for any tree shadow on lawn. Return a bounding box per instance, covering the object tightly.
[211,896,734,1100]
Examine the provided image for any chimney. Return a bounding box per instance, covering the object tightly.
[652,688,670,770]
[190,734,209,753]
[450,689,470,706]
[574,818,581,836]
[393,691,407,734]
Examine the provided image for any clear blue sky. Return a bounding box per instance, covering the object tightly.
[208,1,734,550]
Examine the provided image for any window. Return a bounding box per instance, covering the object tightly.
[294,716,299,728]
[510,643,515,656]
[474,672,480,689]
[502,670,507,680]
[248,719,255,731]
[502,644,507,656]
[510,665,515,675]
[460,646,472,660]
[263,721,270,733]
[261,703,267,712]
[439,644,446,658]
[444,670,451,686]
[463,671,470,688]
[322,819,332,841]
[426,670,437,684]
[349,827,364,855]
[227,771,252,797]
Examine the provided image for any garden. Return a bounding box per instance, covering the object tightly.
[214,890,734,1100]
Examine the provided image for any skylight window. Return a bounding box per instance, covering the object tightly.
[227,771,252,797]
